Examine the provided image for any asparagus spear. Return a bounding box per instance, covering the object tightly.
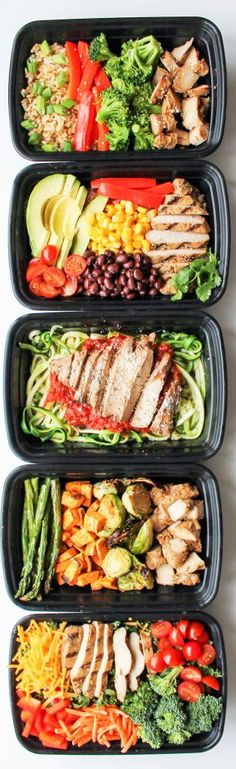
[44,479,62,595]
[16,477,51,598]
[21,495,29,565]
[30,477,39,505]
[24,479,35,539]
[21,501,50,601]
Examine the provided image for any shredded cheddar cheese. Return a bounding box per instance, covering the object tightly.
[11,620,73,701]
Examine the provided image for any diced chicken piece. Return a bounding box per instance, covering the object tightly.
[201,96,210,114]
[168,498,189,521]
[68,349,88,389]
[195,59,209,77]
[131,350,172,429]
[145,544,166,570]
[151,483,199,505]
[187,500,204,519]
[182,96,205,130]
[50,354,73,384]
[146,229,209,246]
[151,369,182,437]
[150,113,163,136]
[187,539,203,553]
[172,37,194,65]
[176,128,190,145]
[151,68,172,101]
[113,627,132,703]
[163,87,182,113]
[177,552,205,574]
[161,535,188,569]
[86,345,115,411]
[70,624,96,694]
[172,178,193,196]
[168,520,200,543]
[189,123,209,145]
[160,50,179,74]
[140,629,154,665]
[61,625,83,671]
[127,633,145,692]
[151,504,172,533]
[187,84,210,97]
[173,52,200,92]
[175,572,200,586]
[156,563,176,585]
[94,624,114,698]
[159,278,177,296]
[154,131,179,149]
[75,349,103,403]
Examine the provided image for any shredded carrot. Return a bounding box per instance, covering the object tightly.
[60,705,139,753]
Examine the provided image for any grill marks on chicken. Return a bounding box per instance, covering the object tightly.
[61,622,114,698]
[49,335,182,438]
[150,37,209,148]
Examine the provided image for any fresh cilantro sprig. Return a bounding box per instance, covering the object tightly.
[171,251,221,302]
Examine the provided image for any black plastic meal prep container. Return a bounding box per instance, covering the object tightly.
[4,310,227,463]
[2,462,222,611]
[9,609,227,754]
[9,16,226,161]
[9,158,230,311]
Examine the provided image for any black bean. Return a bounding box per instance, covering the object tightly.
[126,269,134,279]
[133,268,143,281]
[83,277,90,290]
[116,253,127,265]
[126,291,136,299]
[101,263,108,272]
[119,274,127,286]
[91,268,102,278]
[97,276,104,286]
[89,282,99,294]
[149,287,158,296]
[155,280,161,289]
[139,289,146,296]
[137,281,143,291]
[122,286,130,296]
[128,277,136,290]
[107,262,120,274]
[149,274,156,285]
[125,259,134,269]
[96,254,105,267]
[104,277,114,290]
[111,288,120,297]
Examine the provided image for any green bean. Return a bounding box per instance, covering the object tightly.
[16,478,51,598]
[44,480,62,594]
[21,502,50,601]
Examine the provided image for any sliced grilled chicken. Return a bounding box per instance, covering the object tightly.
[182,96,205,130]
[140,629,154,665]
[101,337,133,418]
[158,195,207,215]
[131,350,172,429]
[157,254,206,278]
[147,248,207,262]
[172,178,193,196]
[86,344,115,411]
[150,68,172,101]
[68,348,88,389]
[172,38,194,65]
[150,368,182,437]
[70,623,96,694]
[187,84,210,98]
[151,213,207,228]
[127,633,145,692]
[82,621,105,698]
[94,623,113,698]
[61,625,83,671]
[101,337,153,422]
[154,131,178,149]
[50,354,73,384]
[173,47,208,93]
[160,50,179,74]
[175,128,190,145]
[75,349,102,403]
[146,229,209,246]
[159,278,179,295]
[150,113,163,135]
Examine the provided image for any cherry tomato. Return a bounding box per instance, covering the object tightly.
[41,245,59,265]
[187,621,205,640]
[26,258,45,282]
[169,627,184,647]
[43,267,66,288]
[176,619,189,638]
[178,681,201,702]
[183,641,203,662]
[180,666,202,683]
[199,682,205,694]
[29,277,44,296]
[64,254,87,277]
[29,278,62,298]
[197,644,216,666]
[197,629,210,644]
[162,647,184,667]
[147,652,166,673]
[151,621,173,639]
[61,276,78,296]
[158,637,170,653]
[201,675,220,691]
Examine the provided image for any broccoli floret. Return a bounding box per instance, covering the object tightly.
[104,56,124,81]
[168,729,192,745]
[132,123,154,150]
[106,123,130,151]
[97,87,129,126]
[154,695,188,735]
[89,32,114,62]
[139,720,163,749]
[148,667,183,697]
[186,695,223,735]
[122,681,159,724]
[132,83,153,114]
[111,77,136,97]
[121,35,163,83]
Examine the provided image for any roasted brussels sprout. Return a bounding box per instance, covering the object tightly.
[103,547,132,578]
[118,556,154,591]
[107,518,141,548]
[122,484,152,518]
[129,518,154,555]
[93,480,125,501]
[99,494,126,535]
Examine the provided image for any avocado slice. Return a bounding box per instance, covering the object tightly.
[72,195,108,255]
[63,174,79,196]
[69,179,81,199]
[74,185,88,217]
[26,174,65,256]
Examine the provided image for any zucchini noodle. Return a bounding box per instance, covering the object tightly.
[20,326,206,447]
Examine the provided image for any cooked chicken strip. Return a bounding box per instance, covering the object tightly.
[176,128,190,145]
[70,624,96,694]
[158,195,207,215]
[50,354,73,384]
[127,633,145,692]
[158,254,206,278]
[68,348,88,389]
[189,124,209,145]
[150,69,172,101]
[172,178,193,196]
[94,624,113,698]
[75,349,102,403]
[150,113,164,135]
[101,337,133,417]
[172,37,194,65]
[159,278,178,296]
[182,96,205,130]
[86,345,115,411]
[102,337,153,422]
[113,627,132,703]
[131,350,172,429]
[161,535,188,569]
[151,214,206,226]
[163,87,182,113]
[146,229,209,245]
[160,50,179,74]
[187,84,210,98]
[140,629,154,665]
[61,625,83,671]
[150,369,182,437]
[154,131,179,149]
[147,248,207,261]
[177,552,205,574]
[173,47,208,93]
[82,621,104,698]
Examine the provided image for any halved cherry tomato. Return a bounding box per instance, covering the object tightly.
[176,619,189,638]
[201,675,220,691]
[158,637,170,653]
[29,278,62,298]
[43,267,66,288]
[180,666,202,683]
[41,245,59,265]
[187,621,205,640]
[64,254,87,277]
[26,258,45,282]
[162,647,184,667]
[197,629,210,644]
[169,627,184,647]
[178,681,201,702]
[183,640,203,662]
[147,652,166,673]
[197,644,216,666]
[61,276,78,296]
[151,621,173,639]
[199,682,206,694]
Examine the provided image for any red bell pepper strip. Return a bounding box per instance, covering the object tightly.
[77,40,89,72]
[73,91,96,151]
[46,699,70,715]
[77,60,100,99]
[93,86,109,151]
[97,182,165,208]
[65,42,81,101]
[95,66,111,92]
[39,731,68,749]
[91,177,156,189]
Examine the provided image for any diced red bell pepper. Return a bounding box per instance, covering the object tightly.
[17,696,42,712]
[65,41,81,101]
[74,91,96,151]
[77,41,89,72]
[91,177,156,189]
[20,710,32,722]
[39,731,68,750]
[95,66,111,92]
[77,60,100,99]
[46,699,70,715]
[22,713,35,738]
[97,182,165,208]
[34,710,45,733]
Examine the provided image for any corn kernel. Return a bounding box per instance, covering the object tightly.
[142,239,151,251]
[124,201,134,213]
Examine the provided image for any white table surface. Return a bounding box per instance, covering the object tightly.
[1,0,235,765]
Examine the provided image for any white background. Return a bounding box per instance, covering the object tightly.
[1,0,235,766]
